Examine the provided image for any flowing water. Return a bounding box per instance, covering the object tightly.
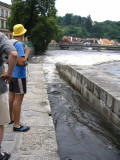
[30,50,120,160]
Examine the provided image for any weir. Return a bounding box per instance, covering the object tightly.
[56,63,120,128]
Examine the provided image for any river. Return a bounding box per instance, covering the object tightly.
[30,50,120,160]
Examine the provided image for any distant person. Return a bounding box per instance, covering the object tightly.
[0,32,18,160]
[9,24,30,132]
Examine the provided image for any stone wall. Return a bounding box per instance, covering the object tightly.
[56,63,120,128]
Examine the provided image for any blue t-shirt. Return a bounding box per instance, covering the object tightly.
[12,41,26,78]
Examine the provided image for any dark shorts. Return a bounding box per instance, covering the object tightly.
[9,77,26,94]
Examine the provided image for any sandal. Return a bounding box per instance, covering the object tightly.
[13,125,30,132]
[8,120,14,124]
[0,152,11,160]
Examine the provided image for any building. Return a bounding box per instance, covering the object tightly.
[99,38,119,46]
[0,1,12,39]
[62,36,82,43]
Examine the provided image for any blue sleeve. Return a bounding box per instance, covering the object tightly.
[14,42,25,58]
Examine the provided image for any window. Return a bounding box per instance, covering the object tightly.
[5,11,8,17]
[1,20,4,28]
[5,21,8,29]
[1,9,4,17]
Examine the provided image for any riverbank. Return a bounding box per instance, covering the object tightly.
[56,63,120,129]
[1,64,60,160]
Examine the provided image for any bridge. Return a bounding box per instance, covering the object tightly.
[59,43,120,50]
[48,43,120,51]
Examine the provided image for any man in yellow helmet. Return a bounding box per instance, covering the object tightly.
[9,24,30,132]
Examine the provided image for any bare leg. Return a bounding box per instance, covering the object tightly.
[0,125,4,147]
[9,92,15,122]
[13,94,24,128]
[0,126,11,159]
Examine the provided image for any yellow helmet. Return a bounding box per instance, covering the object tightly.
[13,24,27,36]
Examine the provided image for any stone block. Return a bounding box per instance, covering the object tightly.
[81,76,87,87]
[71,67,77,77]
[93,84,100,99]
[20,127,58,153]
[92,94,99,110]
[71,76,76,86]
[76,79,82,92]
[81,85,87,99]
[99,99,106,112]
[22,116,54,127]
[76,72,82,81]
[86,79,94,92]
[65,71,71,80]
[109,111,120,127]
[113,97,120,117]
[86,89,93,105]
[31,99,51,114]
[106,93,113,109]
[102,104,111,118]
[3,133,16,141]
[100,88,107,103]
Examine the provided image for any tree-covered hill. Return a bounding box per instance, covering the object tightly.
[56,14,120,42]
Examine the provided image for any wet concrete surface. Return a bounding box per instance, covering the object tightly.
[47,82,120,160]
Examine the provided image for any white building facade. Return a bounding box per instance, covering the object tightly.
[0,1,13,39]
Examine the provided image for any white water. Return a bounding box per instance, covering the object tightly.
[31,50,120,83]
[44,50,120,65]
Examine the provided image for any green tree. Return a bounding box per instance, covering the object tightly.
[8,0,58,54]
[57,16,64,25]
[30,16,59,53]
[92,23,104,38]
[85,15,92,31]
[78,16,82,26]
[71,15,79,26]
[64,13,73,25]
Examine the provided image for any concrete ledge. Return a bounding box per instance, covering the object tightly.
[56,63,120,128]
[2,64,60,160]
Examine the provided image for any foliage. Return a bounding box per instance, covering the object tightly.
[30,16,59,53]
[8,0,58,54]
[85,15,92,32]
[64,13,73,25]
[57,14,120,42]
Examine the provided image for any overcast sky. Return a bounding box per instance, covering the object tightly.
[1,0,120,22]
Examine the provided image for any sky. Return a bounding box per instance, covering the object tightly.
[1,0,120,22]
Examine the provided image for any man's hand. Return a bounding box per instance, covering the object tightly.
[0,72,12,84]
[24,45,29,55]
[24,45,29,62]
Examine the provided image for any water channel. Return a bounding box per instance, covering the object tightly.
[30,50,120,160]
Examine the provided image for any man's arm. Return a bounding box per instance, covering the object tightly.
[0,50,18,83]
[8,50,18,76]
[17,45,29,66]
